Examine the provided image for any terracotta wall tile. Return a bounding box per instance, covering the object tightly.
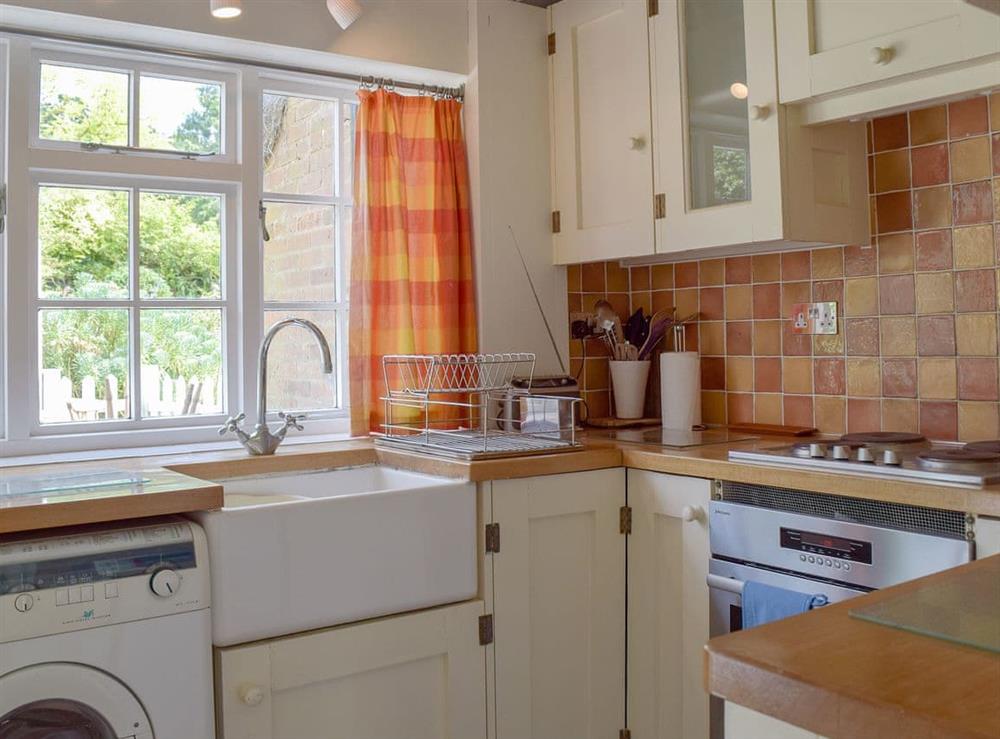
[882,358,917,398]
[993,134,1000,176]
[700,287,724,320]
[783,357,813,394]
[848,399,882,432]
[958,401,1000,441]
[811,246,844,278]
[877,233,914,273]
[702,391,726,424]
[876,191,914,232]
[752,253,781,282]
[675,262,698,288]
[920,401,958,440]
[581,262,606,292]
[915,271,954,313]
[917,315,956,356]
[992,93,1000,132]
[952,225,995,269]
[956,313,998,356]
[651,290,674,314]
[567,264,582,292]
[882,398,919,432]
[725,285,753,320]
[879,274,915,315]
[726,356,754,392]
[913,186,951,229]
[701,356,725,391]
[754,357,782,393]
[783,395,814,427]
[814,358,845,395]
[958,357,998,401]
[844,244,878,276]
[782,323,811,356]
[725,256,752,284]
[630,265,650,291]
[651,264,674,290]
[726,321,753,356]
[948,97,989,139]
[700,322,725,355]
[700,258,725,285]
[674,288,699,318]
[813,279,844,305]
[781,250,811,281]
[952,180,993,225]
[814,324,845,356]
[954,268,997,312]
[847,358,881,397]
[628,291,650,315]
[752,283,781,319]
[754,393,782,424]
[910,143,949,187]
[727,392,753,424]
[874,149,910,192]
[910,105,947,145]
[753,321,782,356]
[915,230,952,271]
[950,137,992,183]
[781,281,811,317]
[919,357,957,399]
[844,277,879,316]
[846,318,880,356]
[607,261,629,292]
[815,396,846,434]
[873,112,908,151]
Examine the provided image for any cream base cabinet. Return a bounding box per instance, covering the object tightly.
[627,470,712,739]
[776,0,1000,122]
[488,469,627,739]
[214,600,487,739]
[724,704,825,739]
[650,0,869,256]
[549,1,655,264]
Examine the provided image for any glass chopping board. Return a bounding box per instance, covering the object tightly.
[850,562,1000,653]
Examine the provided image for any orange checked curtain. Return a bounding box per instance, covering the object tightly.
[349,88,477,436]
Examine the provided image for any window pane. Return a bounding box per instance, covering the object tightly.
[39,63,129,146]
[262,93,335,196]
[40,309,129,424]
[39,186,129,299]
[139,192,222,299]
[263,202,336,301]
[263,311,337,412]
[140,76,222,154]
[340,101,356,199]
[140,309,223,417]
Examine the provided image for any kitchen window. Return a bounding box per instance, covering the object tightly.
[1,37,354,454]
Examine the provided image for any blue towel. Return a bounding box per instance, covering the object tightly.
[742,580,828,629]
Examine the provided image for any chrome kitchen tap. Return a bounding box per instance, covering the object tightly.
[219,318,333,455]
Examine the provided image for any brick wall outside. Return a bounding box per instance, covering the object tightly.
[262,96,339,411]
[568,93,1000,441]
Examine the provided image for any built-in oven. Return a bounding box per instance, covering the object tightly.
[706,481,974,739]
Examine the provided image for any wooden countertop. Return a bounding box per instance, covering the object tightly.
[3,431,1000,535]
[705,556,1000,739]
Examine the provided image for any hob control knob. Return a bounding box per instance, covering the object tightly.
[857,447,874,463]
[832,445,851,460]
[808,443,827,458]
[883,449,901,466]
[149,569,181,598]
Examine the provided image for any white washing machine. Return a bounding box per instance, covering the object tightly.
[0,517,215,738]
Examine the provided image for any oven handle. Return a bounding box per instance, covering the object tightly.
[707,573,744,595]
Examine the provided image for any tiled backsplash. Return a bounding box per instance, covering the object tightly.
[567,93,1000,441]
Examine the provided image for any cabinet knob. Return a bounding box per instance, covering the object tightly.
[749,104,770,121]
[629,135,646,151]
[239,684,265,707]
[869,46,894,65]
[681,505,704,523]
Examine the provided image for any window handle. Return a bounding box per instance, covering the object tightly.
[259,200,271,242]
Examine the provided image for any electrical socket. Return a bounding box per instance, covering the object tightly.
[790,302,838,335]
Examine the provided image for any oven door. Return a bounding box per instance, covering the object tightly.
[708,558,869,638]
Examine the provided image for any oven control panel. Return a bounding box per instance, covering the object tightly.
[780,527,873,564]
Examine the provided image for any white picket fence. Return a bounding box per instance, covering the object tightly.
[40,366,222,423]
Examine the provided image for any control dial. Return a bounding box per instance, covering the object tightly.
[13,593,33,612]
[149,569,181,598]
[883,449,901,466]
[831,445,851,460]
[856,447,874,463]
[808,443,827,458]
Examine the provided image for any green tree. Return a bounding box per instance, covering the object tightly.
[170,85,222,154]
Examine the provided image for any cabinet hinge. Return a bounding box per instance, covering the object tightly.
[479,614,494,646]
[647,0,658,16]
[551,210,561,234]
[485,522,500,553]
[654,193,666,220]
[547,32,556,55]
[619,505,632,535]
[620,730,632,739]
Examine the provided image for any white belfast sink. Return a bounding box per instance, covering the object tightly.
[190,465,476,646]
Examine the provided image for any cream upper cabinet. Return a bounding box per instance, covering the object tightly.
[627,469,712,739]
[650,0,870,255]
[488,469,627,738]
[775,0,1000,122]
[215,601,487,739]
[550,0,656,264]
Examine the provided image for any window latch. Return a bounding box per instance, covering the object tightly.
[259,200,271,242]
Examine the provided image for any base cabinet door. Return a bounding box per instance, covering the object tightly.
[490,469,626,739]
[215,600,487,739]
[627,470,712,739]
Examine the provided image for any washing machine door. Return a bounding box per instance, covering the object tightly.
[0,664,153,739]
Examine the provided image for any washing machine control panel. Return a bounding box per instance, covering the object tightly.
[0,517,210,643]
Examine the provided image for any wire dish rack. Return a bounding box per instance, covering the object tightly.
[374,353,582,460]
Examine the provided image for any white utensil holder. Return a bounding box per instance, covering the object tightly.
[610,360,650,419]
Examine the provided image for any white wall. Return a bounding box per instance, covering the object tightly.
[0,0,469,74]
[466,0,568,375]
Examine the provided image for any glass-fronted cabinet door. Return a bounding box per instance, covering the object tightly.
[650,0,785,253]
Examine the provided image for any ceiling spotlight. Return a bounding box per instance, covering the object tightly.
[210,0,242,19]
[729,82,749,100]
[327,0,363,29]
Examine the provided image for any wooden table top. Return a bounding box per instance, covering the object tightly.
[705,556,1000,739]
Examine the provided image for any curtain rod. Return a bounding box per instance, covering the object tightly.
[0,25,465,100]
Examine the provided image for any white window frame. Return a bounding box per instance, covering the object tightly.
[26,171,239,436]
[0,40,8,442]
[258,74,354,419]
[2,34,358,456]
